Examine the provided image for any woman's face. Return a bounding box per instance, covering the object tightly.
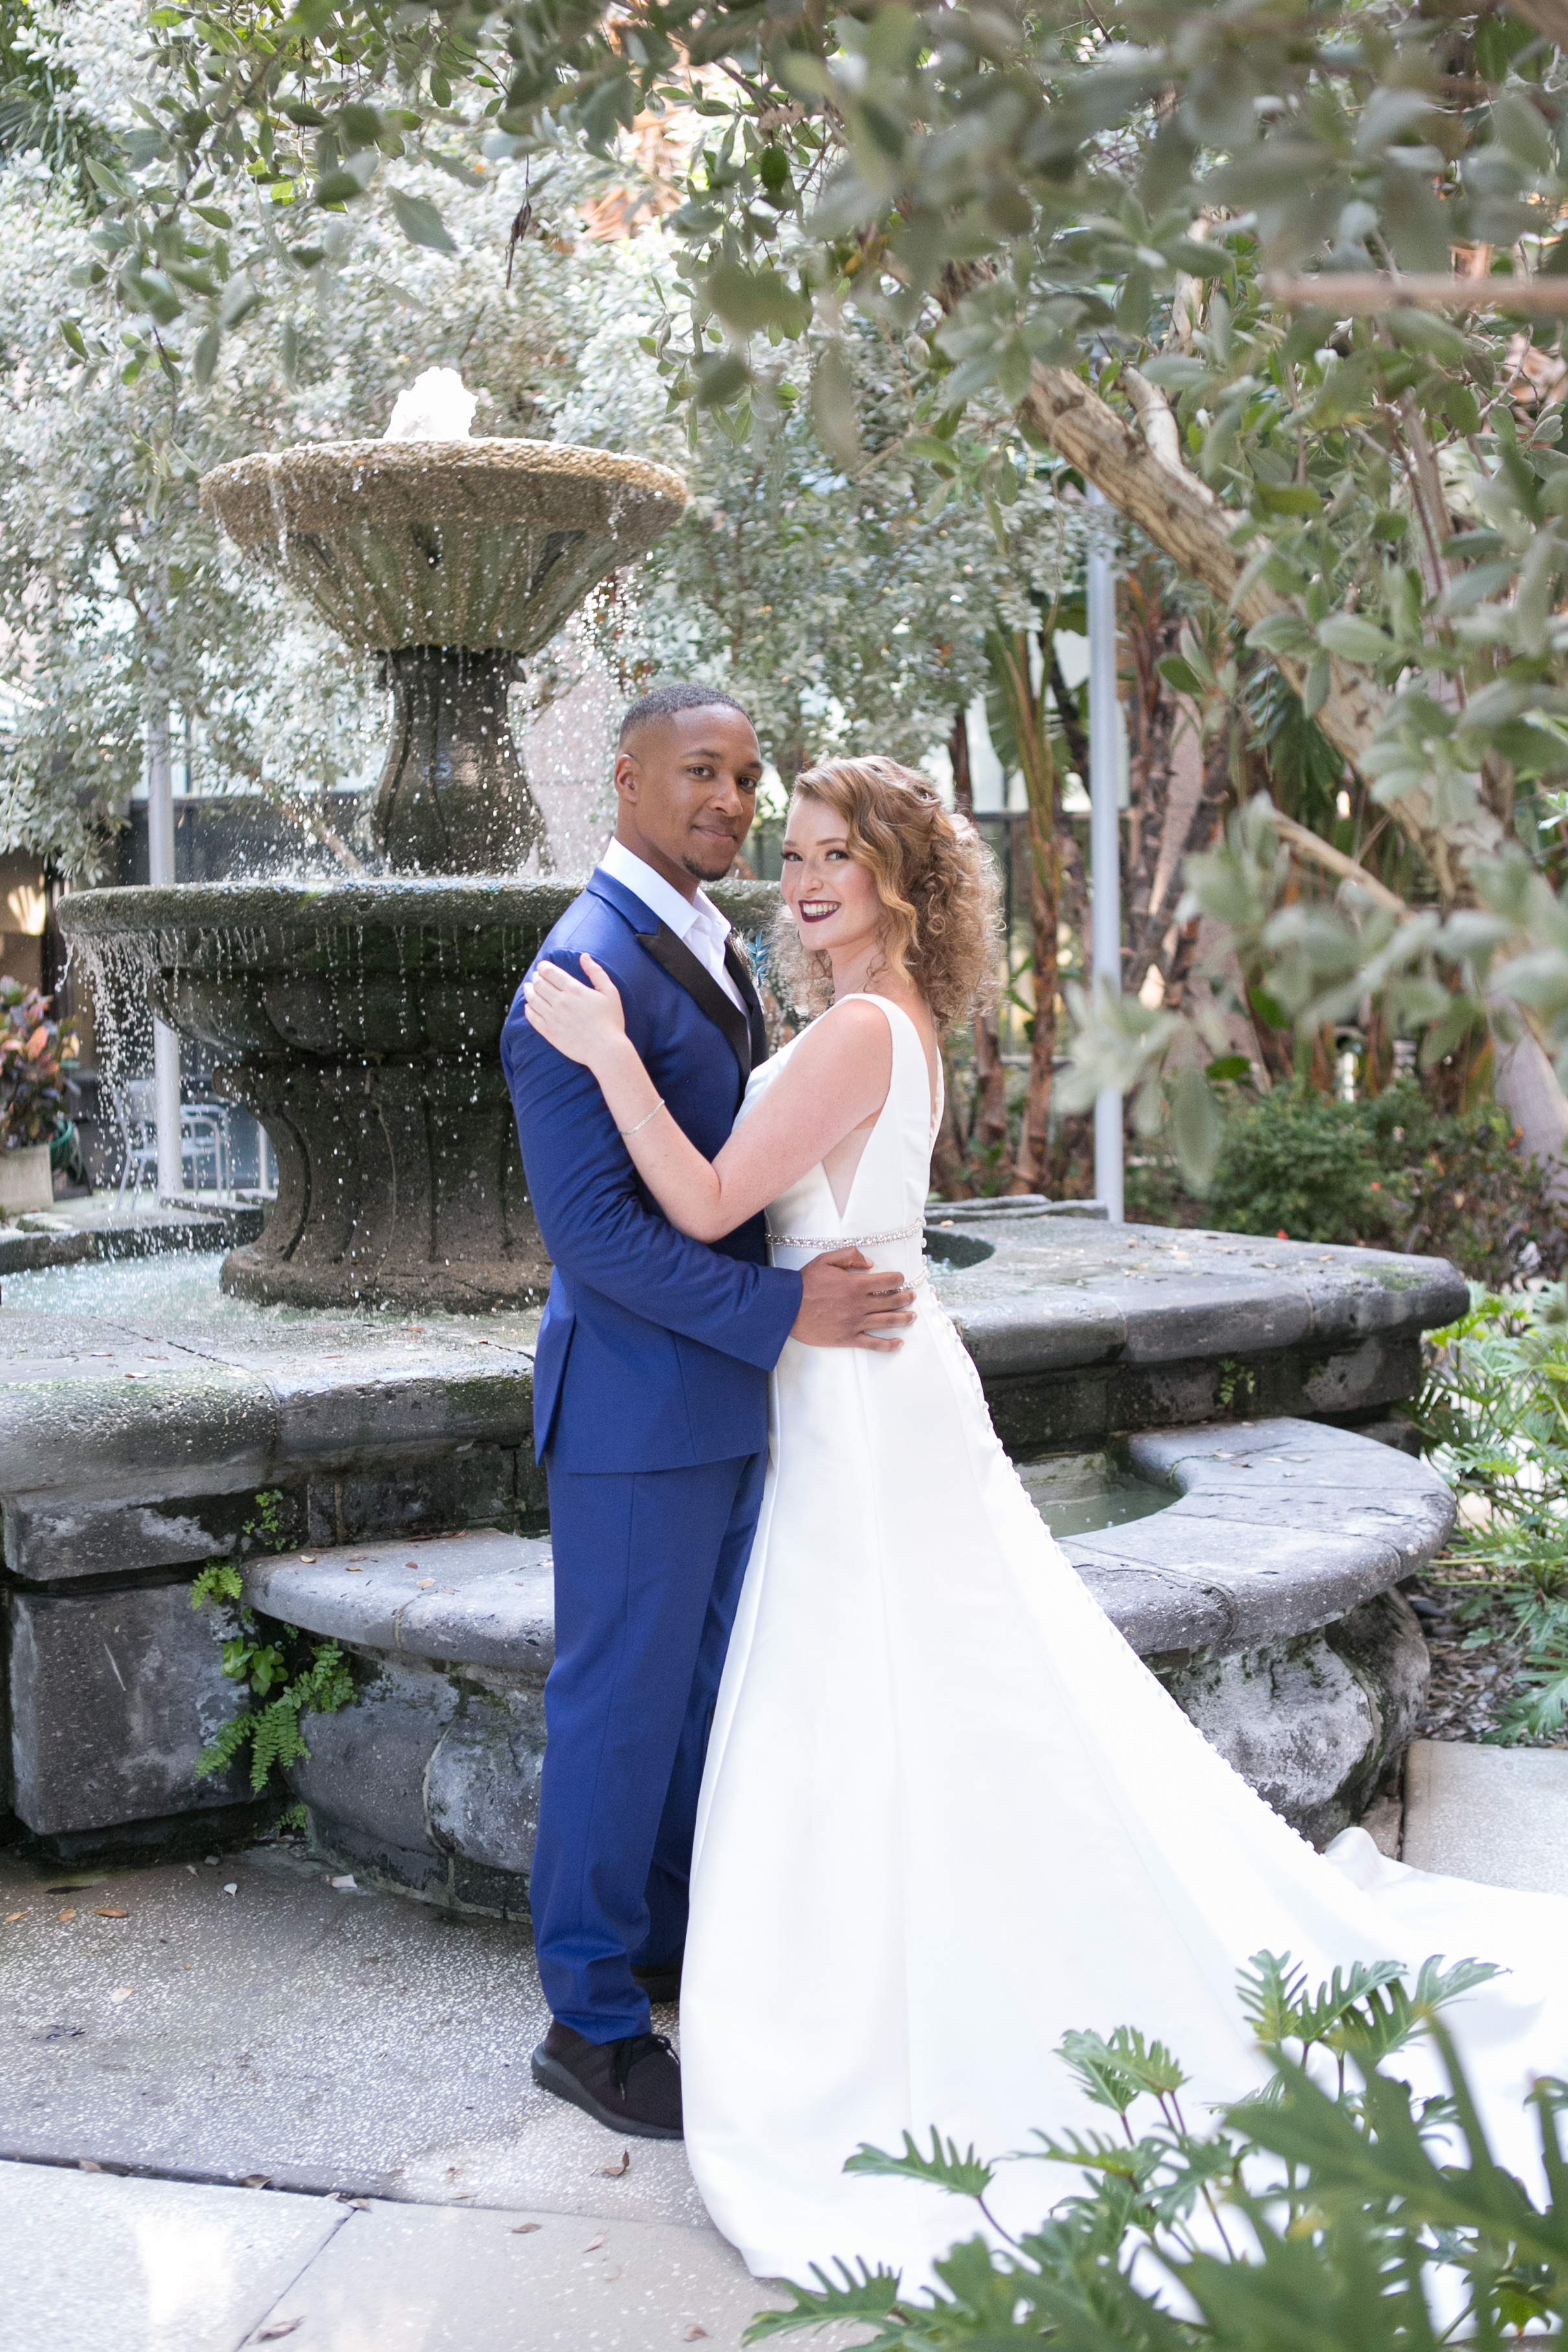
[780,794,883,960]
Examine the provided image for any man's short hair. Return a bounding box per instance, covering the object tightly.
[618,682,751,749]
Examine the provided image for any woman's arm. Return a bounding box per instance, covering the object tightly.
[522,955,891,1242]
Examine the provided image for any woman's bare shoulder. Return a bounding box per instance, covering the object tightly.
[789,996,896,1062]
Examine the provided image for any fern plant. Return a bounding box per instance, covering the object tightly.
[190,1494,357,1795]
[744,1949,1565,2351]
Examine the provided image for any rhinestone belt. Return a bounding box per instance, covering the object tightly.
[766,1219,925,1249]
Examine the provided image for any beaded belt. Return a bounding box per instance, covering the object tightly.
[766,1218,925,1249]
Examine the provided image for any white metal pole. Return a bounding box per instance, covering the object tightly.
[1086,487,1124,1223]
[147,709,182,1198]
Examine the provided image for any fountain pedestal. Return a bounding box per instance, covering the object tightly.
[373,648,545,876]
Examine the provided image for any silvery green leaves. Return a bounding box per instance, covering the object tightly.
[55,0,1568,1175]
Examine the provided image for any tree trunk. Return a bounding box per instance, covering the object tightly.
[951,706,1012,1191]
[1120,563,1185,1002]
[988,631,1060,1194]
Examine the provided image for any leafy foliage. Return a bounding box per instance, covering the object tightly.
[0,978,77,1149]
[23,0,1568,1163]
[1126,1076,1567,1282]
[607,311,1087,789]
[1418,1282,1568,1741]
[189,1488,356,1794]
[744,1949,1557,2351]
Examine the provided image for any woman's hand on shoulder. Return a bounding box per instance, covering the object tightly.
[523,953,628,1073]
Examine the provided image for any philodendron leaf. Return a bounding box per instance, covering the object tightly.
[845,2128,995,2198]
[388,189,457,252]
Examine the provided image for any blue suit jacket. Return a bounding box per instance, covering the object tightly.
[501,868,803,1472]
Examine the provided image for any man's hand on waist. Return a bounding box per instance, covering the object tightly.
[790,1249,916,1352]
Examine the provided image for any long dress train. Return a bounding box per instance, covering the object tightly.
[680,992,1568,2285]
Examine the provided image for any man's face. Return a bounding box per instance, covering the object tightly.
[613,706,763,891]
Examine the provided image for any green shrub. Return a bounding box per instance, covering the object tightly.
[748,1950,1567,2351]
[1206,1085,1401,1248]
[1128,1080,1567,1285]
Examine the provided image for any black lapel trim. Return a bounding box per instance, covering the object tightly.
[724,939,770,1070]
[637,923,753,1094]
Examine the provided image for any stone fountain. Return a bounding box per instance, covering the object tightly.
[58,379,691,1312]
[16,383,1470,1905]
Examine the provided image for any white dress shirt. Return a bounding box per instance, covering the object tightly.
[598,837,745,1013]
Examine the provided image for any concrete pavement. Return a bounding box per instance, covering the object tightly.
[0,1834,817,2351]
[8,1735,1563,2350]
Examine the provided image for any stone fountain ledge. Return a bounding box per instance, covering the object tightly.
[237,1413,1453,1898]
[0,1215,1465,1587]
[0,1194,265,1277]
[0,1218,1465,1866]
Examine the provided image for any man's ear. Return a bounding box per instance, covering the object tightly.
[613,749,640,802]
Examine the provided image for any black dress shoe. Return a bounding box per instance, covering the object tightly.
[530,2021,683,2140]
[631,1955,682,2005]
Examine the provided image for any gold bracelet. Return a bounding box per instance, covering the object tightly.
[619,1098,667,1139]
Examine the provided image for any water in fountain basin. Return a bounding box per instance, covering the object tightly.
[1,1248,542,1350]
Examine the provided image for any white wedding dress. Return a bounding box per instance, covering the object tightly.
[681,992,1568,2286]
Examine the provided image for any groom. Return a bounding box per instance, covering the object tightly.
[501,683,914,2140]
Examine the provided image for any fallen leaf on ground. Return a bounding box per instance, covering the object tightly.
[45,1875,108,1891]
[405,1561,420,1571]
[683,2329,709,2342]
[418,1579,436,1590]
[109,1986,135,2002]
[78,2159,102,2172]
[582,2233,605,2251]
[510,2223,541,2235]
[95,1908,128,1919]
[241,2175,271,2189]
[56,1909,77,1922]
[5,1911,26,1923]
[348,2198,371,2211]
[223,1884,238,1896]
[253,2322,301,2342]
[346,1565,364,1573]
[600,2148,630,2178]
[299,1555,317,1564]
[327,1875,357,1891]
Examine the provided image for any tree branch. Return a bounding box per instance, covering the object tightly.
[1016,359,1507,893]
[1261,270,1568,315]
[1269,811,1410,915]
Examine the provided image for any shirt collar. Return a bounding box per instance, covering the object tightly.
[599,837,731,957]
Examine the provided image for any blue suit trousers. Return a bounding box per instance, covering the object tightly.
[530,1450,768,2041]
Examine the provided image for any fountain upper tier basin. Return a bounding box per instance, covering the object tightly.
[199,438,687,654]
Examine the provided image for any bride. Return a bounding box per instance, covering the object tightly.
[522,754,1568,2286]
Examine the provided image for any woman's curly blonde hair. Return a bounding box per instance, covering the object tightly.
[770,756,1001,1032]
